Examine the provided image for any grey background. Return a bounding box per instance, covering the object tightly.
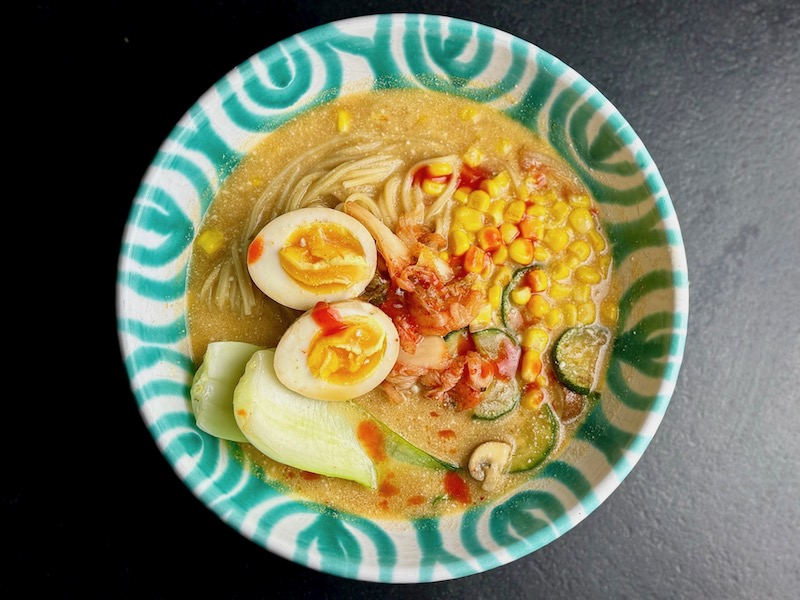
[17,0,799,598]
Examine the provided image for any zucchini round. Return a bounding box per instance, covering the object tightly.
[508,403,559,472]
[552,325,612,395]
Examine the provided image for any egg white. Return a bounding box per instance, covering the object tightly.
[247,207,378,310]
[273,300,400,401]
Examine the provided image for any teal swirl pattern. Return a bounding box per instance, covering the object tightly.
[117,14,688,583]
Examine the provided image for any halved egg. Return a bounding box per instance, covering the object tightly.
[247,207,377,310]
[273,300,400,401]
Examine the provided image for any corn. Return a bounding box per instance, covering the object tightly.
[496,138,512,155]
[505,200,527,223]
[422,179,446,196]
[439,251,449,262]
[453,186,471,204]
[337,110,351,133]
[588,229,607,252]
[487,200,506,226]
[488,284,503,309]
[575,265,602,284]
[601,299,619,324]
[521,327,549,351]
[520,349,543,382]
[568,207,594,233]
[526,204,548,218]
[551,201,571,222]
[494,170,511,187]
[463,146,483,168]
[521,387,545,409]
[598,255,612,277]
[567,240,592,262]
[471,303,493,328]
[451,229,471,256]
[562,303,578,327]
[427,162,453,177]
[533,246,550,262]
[491,245,508,265]
[535,374,548,388]
[197,229,224,255]
[499,222,519,245]
[563,254,581,270]
[529,192,553,206]
[463,246,486,273]
[468,189,491,212]
[550,262,570,281]
[527,294,550,318]
[543,228,569,252]
[454,206,484,232]
[568,193,591,208]
[544,307,564,329]
[549,281,571,300]
[480,178,501,198]
[493,266,513,288]
[527,269,549,292]
[477,226,502,252]
[510,286,532,306]
[459,106,478,121]
[573,284,591,303]
[518,218,540,240]
[508,238,534,264]
[577,301,596,324]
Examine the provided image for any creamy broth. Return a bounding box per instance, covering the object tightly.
[186,88,617,519]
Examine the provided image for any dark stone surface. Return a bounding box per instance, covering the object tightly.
[15,1,799,597]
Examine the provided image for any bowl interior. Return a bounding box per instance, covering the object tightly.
[117,13,688,583]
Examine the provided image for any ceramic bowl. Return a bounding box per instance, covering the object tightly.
[117,13,688,583]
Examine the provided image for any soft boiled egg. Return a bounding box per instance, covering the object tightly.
[273,300,400,401]
[247,207,378,310]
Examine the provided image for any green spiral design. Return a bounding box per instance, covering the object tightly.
[117,13,688,583]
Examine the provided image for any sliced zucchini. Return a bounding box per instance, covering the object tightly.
[233,349,455,489]
[472,377,521,421]
[509,403,559,473]
[552,325,612,395]
[444,327,469,357]
[471,327,517,359]
[191,341,262,442]
[501,265,540,330]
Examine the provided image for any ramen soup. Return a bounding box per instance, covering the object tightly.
[186,88,618,520]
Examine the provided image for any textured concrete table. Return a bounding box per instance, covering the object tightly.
[19,1,799,597]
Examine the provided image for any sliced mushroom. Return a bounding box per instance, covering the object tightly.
[468,441,512,492]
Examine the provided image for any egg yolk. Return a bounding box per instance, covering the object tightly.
[307,316,386,385]
[279,223,368,292]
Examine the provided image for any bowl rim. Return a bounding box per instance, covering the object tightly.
[117,12,689,583]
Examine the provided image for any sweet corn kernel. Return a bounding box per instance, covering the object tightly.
[575,265,602,284]
[477,226,503,251]
[480,178,501,198]
[491,245,508,265]
[499,222,519,245]
[197,229,224,256]
[454,206,484,232]
[533,246,550,262]
[562,303,578,327]
[510,286,532,305]
[508,238,534,264]
[422,179,447,196]
[459,106,478,121]
[563,254,581,270]
[487,200,506,226]
[568,194,591,208]
[494,170,511,187]
[450,229,471,256]
[577,301,596,324]
[527,269,549,292]
[551,201,571,222]
[521,327,549,352]
[463,146,483,168]
[468,189,492,212]
[550,262,570,281]
[505,200,527,223]
[544,308,564,329]
[588,229,607,252]
[488,284,503,309]
[496,138,512,155]
[598,255,612,277]
[463,246,486,273]
[521,388,545,409]
[568,207,594,233]
[439,251,450,262]
[526,204,548,218]
[535,374,548,388]
[573,284,592,303]
[527,294,550,318]
[518,219,540,240]
[543,228,569,252]
[520,349,543,382]
[567,240,592,262]
[472,303,493,327]
[453,186,471,204]
[601,299,619,324]
[549,281,571,300]
[337,110,351,133]
[528,192,553,206]
[427,162,453,177]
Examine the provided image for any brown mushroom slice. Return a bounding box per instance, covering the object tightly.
[468,441,512,492]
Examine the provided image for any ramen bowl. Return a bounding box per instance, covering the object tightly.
[117,14,688,582]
